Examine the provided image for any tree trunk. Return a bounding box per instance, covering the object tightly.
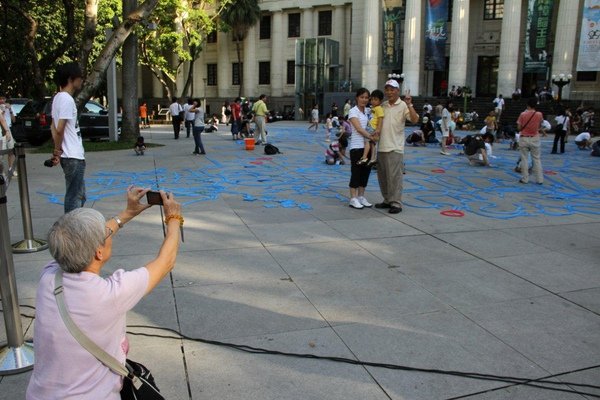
[75,0,161,109]
[79,0,99,77]
[120,0,139,142]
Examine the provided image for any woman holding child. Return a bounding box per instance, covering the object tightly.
[347,87,374,209]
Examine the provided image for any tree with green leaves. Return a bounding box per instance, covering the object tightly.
[220,0,261,97]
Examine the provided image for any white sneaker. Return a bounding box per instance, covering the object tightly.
[440,150,450,155]
[358,196,372,207]
[349,197,364,209]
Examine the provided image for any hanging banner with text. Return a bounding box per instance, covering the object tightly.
[576,0,600,71]
[424,0,449,71]
[381,0,404,69]
[523,0,554,73]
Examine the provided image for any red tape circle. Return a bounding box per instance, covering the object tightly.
[431,168,446,173]
[440,210,465,217]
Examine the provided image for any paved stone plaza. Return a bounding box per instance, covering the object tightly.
[1,121,599,399]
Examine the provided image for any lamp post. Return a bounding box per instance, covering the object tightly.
[551,73,572,102]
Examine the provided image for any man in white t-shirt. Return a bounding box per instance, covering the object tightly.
[169,97,183,139]
[183,98,195,138]
[440,101,454,155]
[493,94,505,122]
[50,63,85,213]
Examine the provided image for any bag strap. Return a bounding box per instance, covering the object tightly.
[54,270,130,379]
[521,111,538,130]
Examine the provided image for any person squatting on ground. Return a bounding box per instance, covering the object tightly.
[516,97,544,185]
[347,88,374,210]
[26,188,182,399]
[134,136,146,156]
[357,89,384,166]
[252,94,269,145]
[574,131,592,150]
[50,62,86,214]
[190,98,206,155]
[460,134,493,167]
[325,138,344,165]
[375,79,419,214]
[169,97,183,139]
[551,109,570,154]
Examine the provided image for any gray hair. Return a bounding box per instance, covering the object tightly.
[48,208,106,273]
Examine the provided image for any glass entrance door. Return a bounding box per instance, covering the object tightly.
[476,56,499,97]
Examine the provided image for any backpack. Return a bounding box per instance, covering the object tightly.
[264,143,281,155]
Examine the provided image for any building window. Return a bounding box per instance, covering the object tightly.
[288,13,301,38]
[207,64,217,86]
[232,63,242,85]
[318,10,332,36]
[577,71,597,81]
[484,0,504,20]
[260,15,271,39]
[206,30,217,43]
[259,61,270,85]
[287,60,295,85]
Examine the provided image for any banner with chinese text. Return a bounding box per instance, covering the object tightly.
[523,0,554,73]
[381,0,404,69]
[576,0,600,71]
[424,0,448,71]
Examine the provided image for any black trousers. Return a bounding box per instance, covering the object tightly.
[551,131,566,153]
[172,117,181,139]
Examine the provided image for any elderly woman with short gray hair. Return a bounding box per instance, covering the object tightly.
[27,187,182,399]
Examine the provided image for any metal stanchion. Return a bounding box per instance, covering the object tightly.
[0,173,35,375]
[11,144,48,253]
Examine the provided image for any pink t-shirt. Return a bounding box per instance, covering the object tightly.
[517,110,543,137]
[27,262,149,400]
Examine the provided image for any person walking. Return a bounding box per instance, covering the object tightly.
[375,79,419,214]
[169,97,183,139]
[493,94,505,122]
[49,63,86,213]
[190,98,206,155]
[252,94,269,145]
[183,98,195,138]
[308,104,320,131]
[516,97,544,184]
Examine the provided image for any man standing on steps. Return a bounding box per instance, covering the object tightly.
[49,63,86,213]
[494,94,505,122]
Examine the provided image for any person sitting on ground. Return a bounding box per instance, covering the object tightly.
[574,131,592,150]
[420,115,437,143]
[134,136,146,156]
[357,89,384,166]
[540,119,551,137]
[204,114,219,133]
[325,139,344,165]
[26,188,182,399]
[239,114,255,138]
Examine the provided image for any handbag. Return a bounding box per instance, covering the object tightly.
[53,270,165,400]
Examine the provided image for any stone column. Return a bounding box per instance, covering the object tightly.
[333,5,346,70]
[217,30,230,98]
[302,7,313,38]
[551,0,581,99]
[243,26,257,98]
[402,0,423,95]
[361,0,380,90]
[271,11,284,97]
[448,0,470,89]
[497,0,522,97]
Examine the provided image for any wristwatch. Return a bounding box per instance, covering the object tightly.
[113,216,123,228]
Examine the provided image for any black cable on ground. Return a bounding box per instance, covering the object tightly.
[126,324,600,398]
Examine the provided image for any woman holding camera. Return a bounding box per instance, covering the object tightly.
[27,187,182,399]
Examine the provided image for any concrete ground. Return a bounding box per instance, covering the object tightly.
[1,121,599,399]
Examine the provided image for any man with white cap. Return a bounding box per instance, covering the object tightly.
[374,79,419,214]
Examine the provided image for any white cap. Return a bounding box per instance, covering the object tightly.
[384,79,400,89]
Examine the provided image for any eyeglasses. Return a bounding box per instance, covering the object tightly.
[105,226,114,241]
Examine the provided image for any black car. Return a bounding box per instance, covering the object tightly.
[7,98,30,116]
[13,98,121,145]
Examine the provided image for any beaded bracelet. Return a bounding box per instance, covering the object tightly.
[164,214,184,226]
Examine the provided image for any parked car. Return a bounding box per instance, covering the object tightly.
[7,98,30,116]
[13,98,121,145]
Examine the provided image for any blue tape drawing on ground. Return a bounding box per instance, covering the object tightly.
[37,126,600,219]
